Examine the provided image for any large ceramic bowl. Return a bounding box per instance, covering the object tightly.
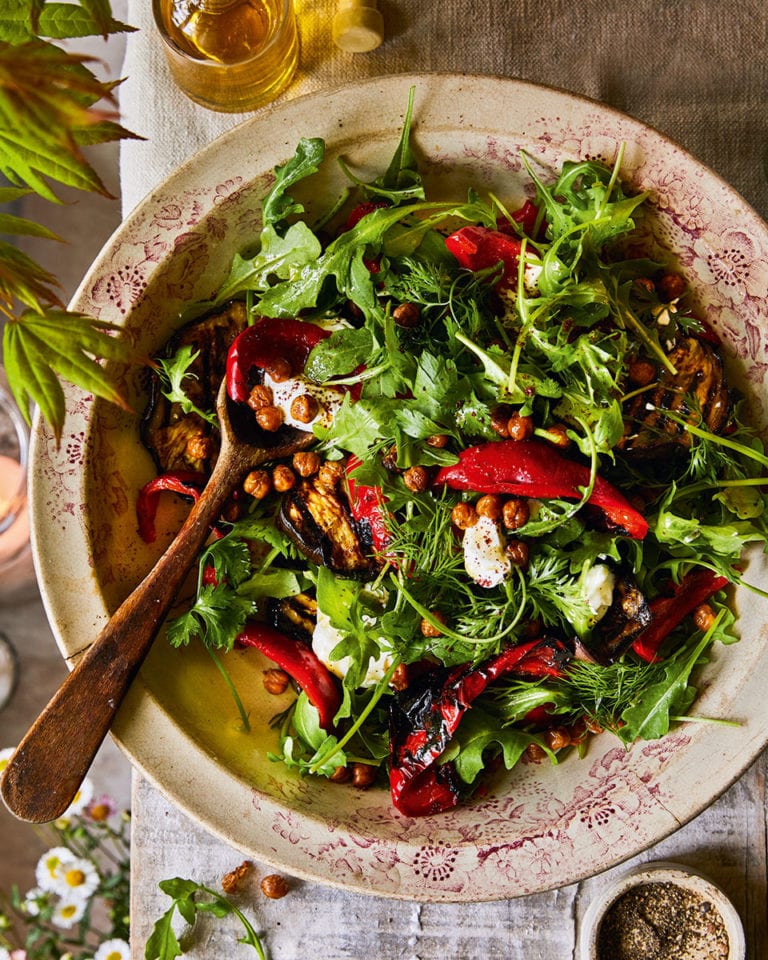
[30,74,768,901]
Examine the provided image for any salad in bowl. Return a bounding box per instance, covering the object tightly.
[135,90,767,820]
[30,75,768,898]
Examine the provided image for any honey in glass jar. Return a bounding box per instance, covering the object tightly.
[153,0,298,112]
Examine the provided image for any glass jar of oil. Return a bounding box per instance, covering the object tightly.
[153,0,298,112]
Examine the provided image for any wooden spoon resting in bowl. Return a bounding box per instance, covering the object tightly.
[0,382,314,823]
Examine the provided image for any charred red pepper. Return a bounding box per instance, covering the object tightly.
[507,199,542,239]
[345,200,390,231]
[389,638,571,817]
[136,470,208,543]
[434,439,649,540]
[236,621,341,731]
[445,225,522,288]
[345,457,391,554]
[631,568,729,662]
[226,317,331,403]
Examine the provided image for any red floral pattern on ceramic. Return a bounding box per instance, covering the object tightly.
[29,76,768,902]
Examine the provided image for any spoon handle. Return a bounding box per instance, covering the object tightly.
[0,457,239,824]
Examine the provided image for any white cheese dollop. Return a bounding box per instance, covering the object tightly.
[462,515,511,589]
[582,563,616,624]
[312,608,393,688]
[263,372,345,430]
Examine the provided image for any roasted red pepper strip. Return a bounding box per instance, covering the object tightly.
[445,225,523,288]
[345,200,389,231]
[345,456,391,554]
[631,569,729,662]
[226,317,331,403]
[136,470,207,544]
[389,638,571,817]
[434,439,649,540]
[508,199,542,239]
[236,621,341,731]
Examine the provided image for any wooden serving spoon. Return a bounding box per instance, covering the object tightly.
[0,382,314,823]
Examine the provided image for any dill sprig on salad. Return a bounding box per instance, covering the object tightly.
[138,91,768,817]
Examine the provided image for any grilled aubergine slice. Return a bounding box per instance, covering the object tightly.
[141,300,248,473]
[268,593,318,644]
[277,475,379,581]
[618,336,731,460]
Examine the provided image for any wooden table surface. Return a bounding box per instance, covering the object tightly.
[128,754,768,958]
[114,0,768,955]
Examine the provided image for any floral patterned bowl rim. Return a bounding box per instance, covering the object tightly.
[29,74,768,902]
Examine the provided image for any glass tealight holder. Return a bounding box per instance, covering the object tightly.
[153,0,299,112]
[0,383,33,603]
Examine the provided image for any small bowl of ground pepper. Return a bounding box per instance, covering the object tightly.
[579,861,745,960]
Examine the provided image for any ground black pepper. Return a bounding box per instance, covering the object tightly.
[596,881,730,960]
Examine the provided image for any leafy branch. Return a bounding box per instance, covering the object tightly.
[0,0,141,440]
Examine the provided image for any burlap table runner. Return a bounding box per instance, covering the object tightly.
[120,0,768,219]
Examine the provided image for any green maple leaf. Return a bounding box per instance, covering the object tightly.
[0,39,140,200]
[0,0,134,42]
[2,308,134,440]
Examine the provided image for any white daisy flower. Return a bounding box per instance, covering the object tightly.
[58,857,100,900]
[23,885,48,916]
[35,847,75,892]
[51,895,87,929]
[94,939,131,960]
[0,746,14,773]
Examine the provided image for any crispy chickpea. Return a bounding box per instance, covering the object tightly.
[543,423,571,448]
[490,404,513,438]
[317,460,345,490]
[505,539,529,569]
[403,465,429,493]
[247,383,273,410]
[264,357,292,382]
[506,411,534,442]
[272,464,296,492]
[260,875,290,900]
[262,668,290,695]
[524,742,547,762]
[426,433,450,449]
[329,765,350,783]
[290,393,319,424]
[544,726,572,751]
[392,301,421,328]
[569,718,589,744]
[254,404,284,432]
[243,469,271,499]
[476,494,503,521]
[221,861,252,895]
[657,272,686,301]
[351,763,378,789]
[390,663,409,691]
[292,450,321,477]
[693,602,716,632]
[382,445,399,472]
[502,497,530,531]
[627,359,657,387]
[451,502,479,530]
[420,610,447,637]
[185,433,213,462]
